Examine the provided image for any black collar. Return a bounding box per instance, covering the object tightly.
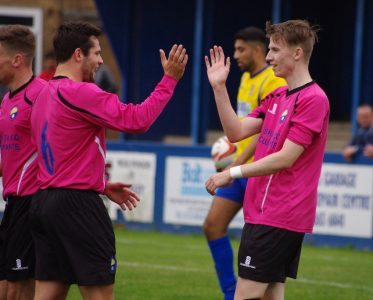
[286,81,315,97]
[9,75,35,99]
[51,75,69,80]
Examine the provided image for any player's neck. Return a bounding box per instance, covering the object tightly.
[249,60,267,76]
[8,68,33,92]
[286,67,312,91]
[55,63,82,82]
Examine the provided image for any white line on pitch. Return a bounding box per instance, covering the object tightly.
[118,261,373,294]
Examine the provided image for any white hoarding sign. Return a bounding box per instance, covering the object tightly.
[164,156,244,227]
[314,163,373,238]
[106,151,156,223]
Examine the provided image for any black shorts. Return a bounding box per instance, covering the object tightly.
[29,188,116,286]
[238,223,304,283]
[0,195,35,281]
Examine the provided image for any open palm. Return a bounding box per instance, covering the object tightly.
[205,46,231,88]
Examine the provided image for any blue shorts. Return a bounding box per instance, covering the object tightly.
[215,178,248,203]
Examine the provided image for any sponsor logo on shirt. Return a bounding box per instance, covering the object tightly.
[239,256,256,269]
[268,103,277,114]
[237,102,252,117]
[10,106,18,119]
[12,259,29,271]
[280,109,288,122]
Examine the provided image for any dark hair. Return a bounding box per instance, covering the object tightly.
[265,20,319,62]
[234,26,268,51]
[0,25,35,62]
[53,22,102,64]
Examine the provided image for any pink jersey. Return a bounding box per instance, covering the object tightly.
[0,77,46,197]
[31,75,178,193]
[245,82,329,233]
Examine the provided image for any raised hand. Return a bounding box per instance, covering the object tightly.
[205,46,231,89]
[104,182,141,211]
[160,44,188,80]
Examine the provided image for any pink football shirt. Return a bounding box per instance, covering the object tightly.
[0,77,46,197]
[245,82,330,233]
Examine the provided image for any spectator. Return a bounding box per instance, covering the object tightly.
[342,104,373,161]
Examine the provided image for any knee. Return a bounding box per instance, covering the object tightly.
[203,217,215,236]
[203,217,227,240]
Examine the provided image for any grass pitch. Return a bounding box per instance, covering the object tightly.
[67,227,373,299]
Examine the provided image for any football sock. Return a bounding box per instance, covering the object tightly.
[208,236,236,300]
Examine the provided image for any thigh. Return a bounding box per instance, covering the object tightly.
[79,284,114,300]
[0,280,7,300]
[204,196,242,239]
[34,280,69,300]
[262,282,285,300]
[234,276,268,300]
[205,196,242,227]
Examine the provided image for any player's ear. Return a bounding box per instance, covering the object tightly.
[73,48,83,62]
[12,53,23,67]
[294,47,303,62]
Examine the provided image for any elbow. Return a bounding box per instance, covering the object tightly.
[228,136,240,143]
[281,160,294,170]
[136,122,153,133]
[226,132,243,143]
[132,125,150,134]
[275,155,295,171]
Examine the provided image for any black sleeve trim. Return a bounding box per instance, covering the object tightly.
[57,89,103,120]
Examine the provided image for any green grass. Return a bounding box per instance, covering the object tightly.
[67,227,373,299]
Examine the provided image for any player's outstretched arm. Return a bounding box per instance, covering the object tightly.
[205,46,260,142]
[160,44,188,80]
[104,182,141,211]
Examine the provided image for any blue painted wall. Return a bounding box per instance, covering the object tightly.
[95,0,373,141]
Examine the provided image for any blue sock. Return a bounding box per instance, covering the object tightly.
[208,236,236,300]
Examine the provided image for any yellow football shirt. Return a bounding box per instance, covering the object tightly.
[236,66,286,161]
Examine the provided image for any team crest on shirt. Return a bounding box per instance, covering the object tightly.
[280,109,288,122]
[10,106,18,119]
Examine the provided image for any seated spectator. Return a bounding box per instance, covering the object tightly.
[342,104,373,161]
[39,51,56,81]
